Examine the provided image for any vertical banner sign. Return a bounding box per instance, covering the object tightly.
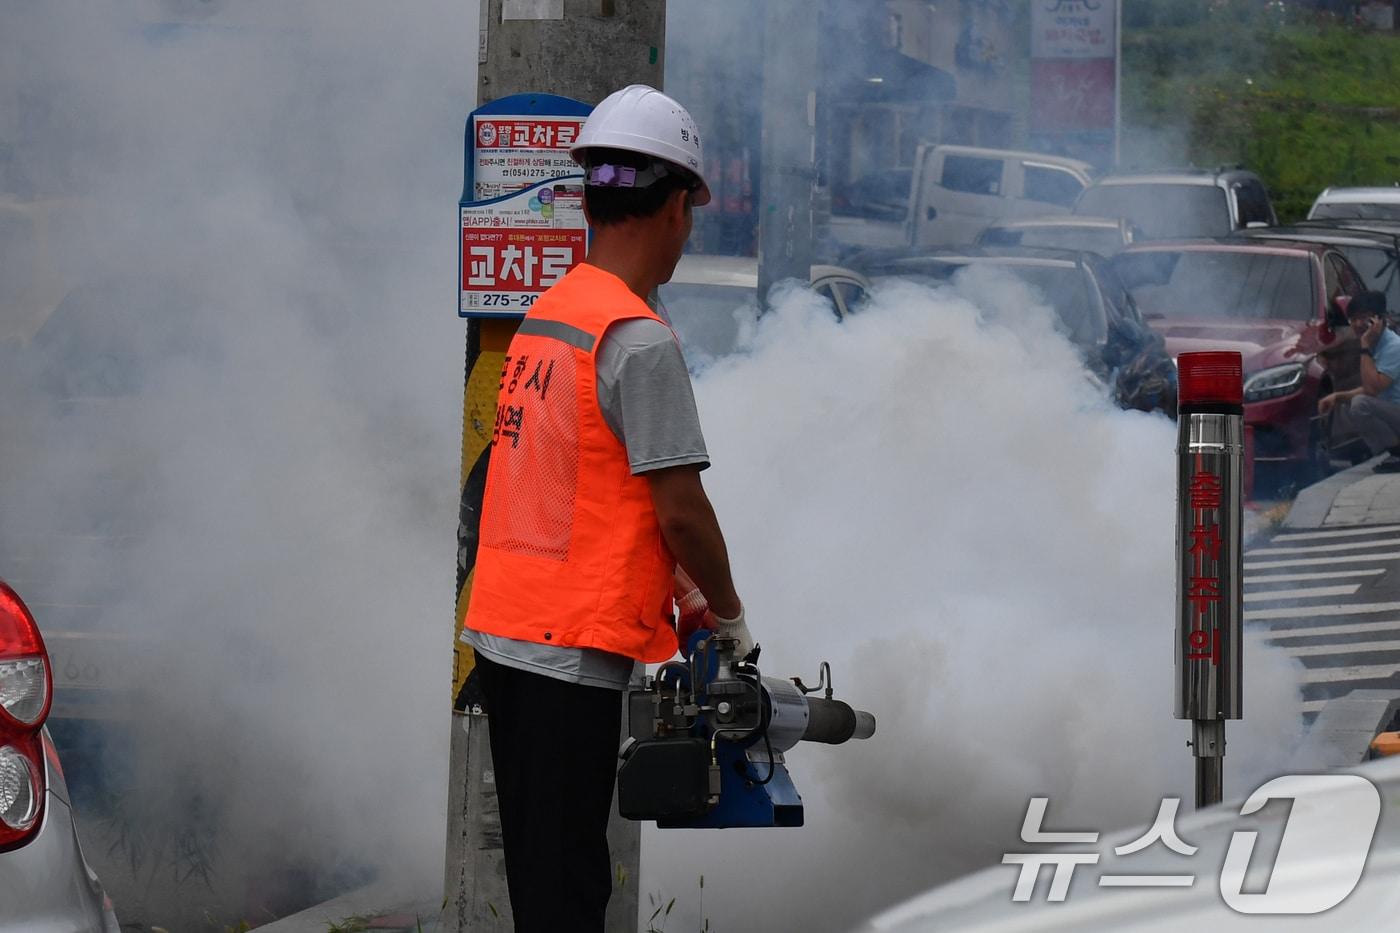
[454,94,591,711]
[1029,0,1119,166]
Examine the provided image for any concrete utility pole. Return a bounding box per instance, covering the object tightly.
[445,2,663,931]
[757,0,820,305]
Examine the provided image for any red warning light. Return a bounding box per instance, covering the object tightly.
[1178,352,1243,406]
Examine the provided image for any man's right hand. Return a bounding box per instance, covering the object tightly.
[1319,392,1338,415]
[710,605,755,658]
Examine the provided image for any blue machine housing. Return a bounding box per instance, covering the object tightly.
[653,632,804,829]
[658,741,804,829]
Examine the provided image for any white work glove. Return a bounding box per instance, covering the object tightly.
[710,605,755,659]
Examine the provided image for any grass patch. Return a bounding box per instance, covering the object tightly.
[1122,0,1400,220]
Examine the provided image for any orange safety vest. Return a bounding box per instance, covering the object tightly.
[465,262,679,663]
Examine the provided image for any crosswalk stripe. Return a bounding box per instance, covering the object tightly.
[1245,569,1386,584]
[1301,698,1327,714]
[1243,584,1360,602]
[1273,525,1400,542]
[1249,537,1400,556]
[1301,663,1400,685]
[1262,619,1400,640]
[1283,639,1400,658]
[1245,552,1400,570]
[1245,601,1400,621]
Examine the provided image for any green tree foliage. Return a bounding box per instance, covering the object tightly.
[1122,0,1400,220]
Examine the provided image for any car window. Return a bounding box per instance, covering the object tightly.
[656,282,756,361]
[941,155,1003,196]
[1091,260,1147,328]
[1113,250,1315,321]
[1336,244,1400,314]
[1233,180,1272,226]
[1012,266,1102,346]
[1023,164,1086,208]
[1329,252,1363,297]
[976,264,1103,346]
[1312,202,1400,221]
[1323,253,1342,304]
[1076,184,1231,238]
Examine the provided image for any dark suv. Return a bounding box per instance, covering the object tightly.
[853,247,1178,415]
[1075,169,1277,240]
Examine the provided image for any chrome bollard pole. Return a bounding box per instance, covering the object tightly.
[1174,352,1245,810]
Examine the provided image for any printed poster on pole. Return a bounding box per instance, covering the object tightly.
[460,179,587,315]
[459,92,592,319]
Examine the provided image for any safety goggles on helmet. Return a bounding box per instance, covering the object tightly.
[571,85,711,206]
[585,160,704,198]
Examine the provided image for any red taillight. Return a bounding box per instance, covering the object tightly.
[0,581,50,851]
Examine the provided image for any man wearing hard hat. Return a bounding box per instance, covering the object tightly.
[462,86,753,931]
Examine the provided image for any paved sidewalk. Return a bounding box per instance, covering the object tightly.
[250,880,442,932]
[1285,454,1400,528]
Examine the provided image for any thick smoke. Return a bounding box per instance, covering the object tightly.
[642,271,1309,931]
[1,1,468,924]
[0,2,1315,930]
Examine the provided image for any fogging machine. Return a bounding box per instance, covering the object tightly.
[618,633,875,828]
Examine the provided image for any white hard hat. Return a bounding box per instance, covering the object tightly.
[570,85,711,206]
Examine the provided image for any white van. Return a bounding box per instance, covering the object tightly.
[829,145,1097,252]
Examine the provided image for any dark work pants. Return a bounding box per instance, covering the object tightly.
[475,653,623,933]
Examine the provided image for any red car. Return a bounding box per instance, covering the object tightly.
[1112,240,1367,484]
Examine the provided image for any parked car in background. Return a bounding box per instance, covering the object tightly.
[1236,223,1400,326]
[1112,240,1367,479]
[659,254,871,361]
[829,145,1096,253]
[850,247,1177,415]
[0,580,118,931]
[1074,168,1276,239]
[1309,186,1400,221]
[975,215,1141,255]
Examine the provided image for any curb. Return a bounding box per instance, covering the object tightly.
[1290,691,1400,770]
[250,881,438,933]
[1282,455,1388,529]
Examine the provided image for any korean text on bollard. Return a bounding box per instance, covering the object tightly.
[1174,352,1244,809]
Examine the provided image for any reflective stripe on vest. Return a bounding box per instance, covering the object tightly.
[465,263,679,663]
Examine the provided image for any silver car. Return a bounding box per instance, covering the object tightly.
[0,579,118,932]
[659,254,871,362]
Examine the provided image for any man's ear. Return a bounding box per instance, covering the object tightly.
[668,187,690,226]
